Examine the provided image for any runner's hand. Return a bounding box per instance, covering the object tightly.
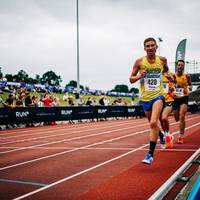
[140,70,147,78]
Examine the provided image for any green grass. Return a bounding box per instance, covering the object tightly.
[0,91,138,107]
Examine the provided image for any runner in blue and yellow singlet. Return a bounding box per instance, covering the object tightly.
[130,37,168,164]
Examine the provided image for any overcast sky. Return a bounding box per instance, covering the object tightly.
[0,0,200,90]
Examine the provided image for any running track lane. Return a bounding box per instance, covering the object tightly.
[75,128,200,200]
[0,114,199,200]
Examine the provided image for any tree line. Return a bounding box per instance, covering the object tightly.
[0,69,139,94]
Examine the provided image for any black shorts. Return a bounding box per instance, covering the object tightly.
[164,101,174,107]
[173,96,189,110]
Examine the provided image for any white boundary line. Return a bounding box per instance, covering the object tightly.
[1,115,198,154]
[0,129,150,170]
[0,122,148,154]
[0,113,190,141]
[0,119,137,139]
[1,146,198,152]
[13,122,200,200]
[0,119,145,145]
[13,144,149,200]
[1,118,199,170]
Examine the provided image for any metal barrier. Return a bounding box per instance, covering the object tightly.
[149,149,200,200]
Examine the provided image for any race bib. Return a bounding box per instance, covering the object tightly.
[144,76,160,91]
[163,83,169,94]
[175,88,184,97]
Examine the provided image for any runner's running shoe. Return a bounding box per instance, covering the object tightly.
[142,153,153,164]
[177,136,184,144]
[165,135,173,148]
[159,132,166,149]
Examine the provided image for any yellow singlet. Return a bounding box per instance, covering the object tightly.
[175,73,189,98]
[140,56,164,102]
[162,73,174,102]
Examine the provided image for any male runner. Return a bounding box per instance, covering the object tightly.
[160,71,176,148]
[130,37,168,164]
[174,60,192,144]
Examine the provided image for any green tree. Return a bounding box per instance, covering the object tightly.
[66,80,84,89]
[0,67,2,79]
[15,70,29,82]
[32,74,41,84]
[5,74,13,81]
[113,84,129,93]
[41,70,62,86]
[130,87,139,94]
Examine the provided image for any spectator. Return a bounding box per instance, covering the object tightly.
[131,97,136,106]
[51,96,60,107]
[86,97,93,106]
[42,93,53,107]
[78,96,85,106]
[68,96,74,106]
[3,93,15,108]
[63,93,68,101]
[15,96,24,107]
[25,92,34,107]
[103,96,110,106]
[92,97,99,106]
[67,96,75,124]
[36,96,44,107]
[3,93,16,128]
[99,95,105,106]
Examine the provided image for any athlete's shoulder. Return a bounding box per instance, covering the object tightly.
[134,56,144,67]
[158,55,167,63]
[136,56,144,62]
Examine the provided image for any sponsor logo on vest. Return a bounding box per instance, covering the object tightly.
[61,110,73,115]
[98,109,107,114]
[16,111,29,118]
[128,108,135,113]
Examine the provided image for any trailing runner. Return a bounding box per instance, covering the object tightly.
[173,60,192,144]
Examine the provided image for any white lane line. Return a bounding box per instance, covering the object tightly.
[13,122,200,200]
[1,114,198,154]
[0,119,136,139]
[0,122,148,154]
[0,118,138,136]
[0,120,145,145]
[0,125,89,139]
[0,114,195,144]
[0,113,190,141]
[13,144,149,200]
[1,121,199,171]
[0,146,198,151]
[0,129,149,171]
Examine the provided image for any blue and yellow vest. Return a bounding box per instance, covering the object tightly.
[140,56,164,101]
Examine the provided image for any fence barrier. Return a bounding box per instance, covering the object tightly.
[0,103,199,125]
[0,105,145,125]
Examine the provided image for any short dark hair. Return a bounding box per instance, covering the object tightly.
[144,37,157,46]
[177,59,185,63]
[176,59,185,66]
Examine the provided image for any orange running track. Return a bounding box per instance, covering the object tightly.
[0,113,199,200]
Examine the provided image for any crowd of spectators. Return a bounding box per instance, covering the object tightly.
[0,88,135,111]
[0,86,139,129]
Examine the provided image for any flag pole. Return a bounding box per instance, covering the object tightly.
[76,0,80,104]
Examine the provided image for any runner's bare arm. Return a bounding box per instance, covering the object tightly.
[130,58,146,83]
[160,56,169,73]
[186,74,192,91]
